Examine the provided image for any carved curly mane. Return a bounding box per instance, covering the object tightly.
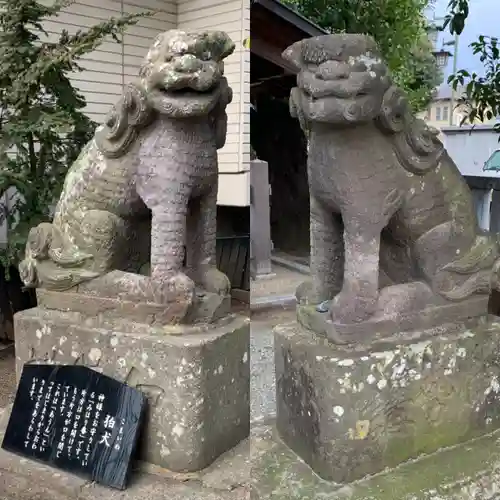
[375,85,445,176]
[95,83,155,159]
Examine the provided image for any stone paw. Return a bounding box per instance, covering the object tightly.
[198,267,231,295]
[19,257,37,287]
[168,271,195,293]
[154,272,196,303]
[329,290,378,324]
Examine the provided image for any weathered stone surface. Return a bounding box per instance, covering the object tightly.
[4,406,500,500]
[37,286,230,325]
[0,471,250,500]
[275,318,500,483]
[283,33,500,340]
[251,420,500,500]
[14,307,250,472]
[297,294,489,344]
[18,30,237,325]
[0,404,251,498]
[0,408,251,499]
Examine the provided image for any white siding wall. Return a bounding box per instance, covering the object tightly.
[122,0,177,88]
[41,0,176,123]
[177,0,250,206]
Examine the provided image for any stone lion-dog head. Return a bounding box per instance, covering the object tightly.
[282,33,443,175]
[282,34,392,126]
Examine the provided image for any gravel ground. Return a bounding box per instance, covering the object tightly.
[251,265,305,301]
[0,349,16,408]
[250,309,295,422]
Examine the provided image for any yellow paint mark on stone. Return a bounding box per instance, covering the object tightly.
[348,420,370,440]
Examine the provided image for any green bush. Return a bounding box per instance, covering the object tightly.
[0,0,145,273]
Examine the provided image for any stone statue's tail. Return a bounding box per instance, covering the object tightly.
[435,234,500,301]
[18,222,54,288]
[19,222,98,290]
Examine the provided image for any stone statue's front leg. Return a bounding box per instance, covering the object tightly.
[150,205,195,297]
[330,222,381,324]
[329,187,404,323]
[296,195,344,304]
[186,187,230,295]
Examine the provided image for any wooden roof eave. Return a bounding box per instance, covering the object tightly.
[250,0,326,73]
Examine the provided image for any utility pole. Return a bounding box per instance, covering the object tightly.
[448,33,459,126]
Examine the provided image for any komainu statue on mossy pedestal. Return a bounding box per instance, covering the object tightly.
[19,30,235,325]
[284,34,500,344]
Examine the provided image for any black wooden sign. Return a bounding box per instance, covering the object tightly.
[1,364,147,490]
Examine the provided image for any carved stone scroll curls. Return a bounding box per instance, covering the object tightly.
[376,85,409,134]
[376,85,444,176]
[393,119,444,176]
[95,83,154,159]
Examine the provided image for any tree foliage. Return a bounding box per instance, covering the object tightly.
[442,0,469,35]
[394,33,442,112]
[282,0,441,112]
[444,0,500,133]
[0,0,145,272]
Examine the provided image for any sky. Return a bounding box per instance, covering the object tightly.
[428,0,498,79]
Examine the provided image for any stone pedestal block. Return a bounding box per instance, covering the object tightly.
[14,308,250,472]
[275,318,500,483]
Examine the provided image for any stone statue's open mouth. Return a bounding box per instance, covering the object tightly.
[149,81,223,118]
[158,84,219,97]
[298,69,383,100]
[293,84,380,124]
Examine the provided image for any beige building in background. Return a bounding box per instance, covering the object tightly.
[420,84,497,130]
[41,0,250,207]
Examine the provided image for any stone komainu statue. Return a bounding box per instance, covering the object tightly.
[19,30,234,316]
[283,34,500,343]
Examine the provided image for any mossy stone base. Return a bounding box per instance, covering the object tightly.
[251,421,500,500]
[275,317,500,483]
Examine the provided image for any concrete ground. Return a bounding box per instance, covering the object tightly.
[250,264,305,311]
[250,309,295,422]
[250,258,305,421]
[250,264,304,300]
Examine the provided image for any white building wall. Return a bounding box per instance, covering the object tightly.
[177,0,250,206]
[40,0,176,122]
[441,126,500,179]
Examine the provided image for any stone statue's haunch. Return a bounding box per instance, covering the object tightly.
[284,34,500,343]
[19,30,235,323]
